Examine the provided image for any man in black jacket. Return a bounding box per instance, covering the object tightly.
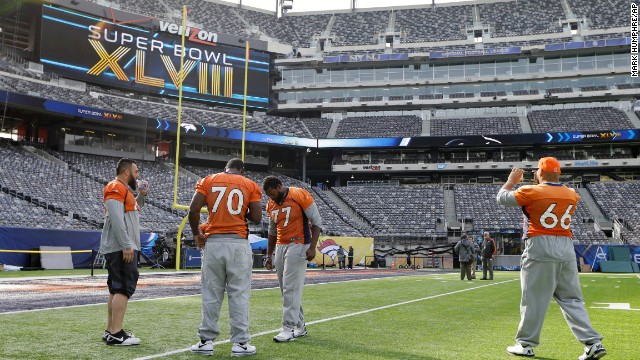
[481,232,496,280]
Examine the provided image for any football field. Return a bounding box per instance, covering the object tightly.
[1,270,638,359]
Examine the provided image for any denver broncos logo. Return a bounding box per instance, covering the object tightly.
[317,239,347,260]
[181,123,197,133]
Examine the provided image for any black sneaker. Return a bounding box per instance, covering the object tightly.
[103,329,136,342]
[106,330,141,346]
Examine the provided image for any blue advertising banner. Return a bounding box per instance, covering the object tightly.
[545,37,631,51]
[323,53,409,63]
[318,137,408,148]
[430,47,521,59]
[0,226,157,268]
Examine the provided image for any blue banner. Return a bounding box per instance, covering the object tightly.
[575,244,640,271]
[0,226,157,268]
[318,137,407,148]
[430,47,521,59]
[545,37,631,51]
[545,129,638,143]
[323,53,409,63]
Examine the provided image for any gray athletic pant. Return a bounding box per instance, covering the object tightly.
[198,236,253,343]
[275,243,308,329]
[482,257,493,279]
[516,235,602,347]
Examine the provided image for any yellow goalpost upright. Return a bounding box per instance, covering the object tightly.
[171,5,251,270]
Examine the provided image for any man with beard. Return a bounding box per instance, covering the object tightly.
[100,158,149,345]
[263,176,322,343]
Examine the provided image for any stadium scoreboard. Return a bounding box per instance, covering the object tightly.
[39,5,270,109]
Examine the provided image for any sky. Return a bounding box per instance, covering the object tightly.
[224,0,472,13]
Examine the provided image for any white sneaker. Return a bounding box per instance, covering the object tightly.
[105,331,140,346]
[506,343,535,357]
[578,342,606,360]
[293,324,307,338]
[273,328,295,342]
[191,340,214,356]
[232,342,256,357]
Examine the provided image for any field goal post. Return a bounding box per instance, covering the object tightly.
[171,5,251,270]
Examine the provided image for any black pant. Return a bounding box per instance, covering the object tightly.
[348,257,353,269]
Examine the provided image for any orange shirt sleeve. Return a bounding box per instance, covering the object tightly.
[248,181,262,203]
[195,177,208,196]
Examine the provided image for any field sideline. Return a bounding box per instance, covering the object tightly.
[1,271,638,359]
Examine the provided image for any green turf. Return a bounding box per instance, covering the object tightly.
[1,272,638,359]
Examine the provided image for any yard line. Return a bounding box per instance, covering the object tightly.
[133,278,517,360]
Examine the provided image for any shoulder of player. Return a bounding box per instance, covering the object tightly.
[105,180,127,193]
[289,186,312,197]
[514,184,537,193]
[206,173,259,189]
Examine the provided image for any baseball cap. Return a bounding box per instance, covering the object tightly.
[538,157,561,173]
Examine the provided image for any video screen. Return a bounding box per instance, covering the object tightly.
[40,5,270,109]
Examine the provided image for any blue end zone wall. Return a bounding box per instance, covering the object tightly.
[494,244,640,271]
[575,244,640,271]
[0,227,157,268]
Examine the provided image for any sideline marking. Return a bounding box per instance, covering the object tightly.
[0,272,450,315]
[133,279,517,360]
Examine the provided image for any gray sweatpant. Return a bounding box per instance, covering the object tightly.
[274,243,308,329]
[516,235,602,347]
[198,237,253,343]
[482,257,493,279]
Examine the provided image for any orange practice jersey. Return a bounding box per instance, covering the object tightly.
[104,179,139,212]
[266,187,315,244]
[196,172,262,239]
[514,183,579,238]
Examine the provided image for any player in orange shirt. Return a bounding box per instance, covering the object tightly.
[100,158,148,346]
[262,176,322,343]
[497,157,605,360]
[188,159,262,357]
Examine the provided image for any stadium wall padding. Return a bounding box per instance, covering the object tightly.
[0,227,157,268]
[574,244,640,272]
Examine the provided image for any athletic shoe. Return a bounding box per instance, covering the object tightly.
[191,340,214,356]
[293,324,307,338]
[103,329,136,342]
[231,342,256,357]
[506,343,535,357]
[105,331,141,346]
[578,342,606,360]
[273,328,295,342]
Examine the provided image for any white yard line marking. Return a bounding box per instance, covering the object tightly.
[133,279,517,360]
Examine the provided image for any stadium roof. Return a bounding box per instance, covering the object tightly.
[229,0,472,13]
